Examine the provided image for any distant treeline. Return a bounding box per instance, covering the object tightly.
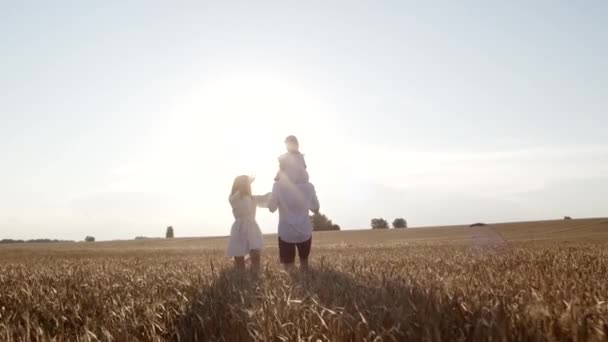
[0,239,74,244]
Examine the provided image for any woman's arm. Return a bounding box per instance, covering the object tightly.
[252,193,272,208]
[228,191,240,206]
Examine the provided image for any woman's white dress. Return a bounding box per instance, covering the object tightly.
[226,192,268,257]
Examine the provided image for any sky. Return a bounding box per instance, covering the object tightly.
[1,1,607,241]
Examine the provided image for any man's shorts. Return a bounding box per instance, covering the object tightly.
[278,237,312,264]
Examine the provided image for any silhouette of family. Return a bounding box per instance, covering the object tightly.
[226,135,319,270]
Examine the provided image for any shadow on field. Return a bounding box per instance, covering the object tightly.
[170,263,473,341]
[171,267,262,341]
[285,265,468,341]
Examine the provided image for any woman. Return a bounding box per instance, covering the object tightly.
[226,175,270,269]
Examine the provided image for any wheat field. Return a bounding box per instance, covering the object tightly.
[1,218,607,341]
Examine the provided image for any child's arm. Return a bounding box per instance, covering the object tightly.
[310,184,320,214]
[275,155,287,181]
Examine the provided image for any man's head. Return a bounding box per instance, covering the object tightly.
[284,135,299,153]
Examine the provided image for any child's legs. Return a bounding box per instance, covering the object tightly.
[301,169,309,183]
[234,256,245,269]
[249,249,261,269]
[274,170,282,182]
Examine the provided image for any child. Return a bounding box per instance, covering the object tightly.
[226,175,270,269]
[274,135,310,184]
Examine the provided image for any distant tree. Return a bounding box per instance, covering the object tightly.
[166,226,174,238]
[0,239,24,244]
[1,239,72,244]
[28,239,48,243]
[393,218,408,229]
[564,216,572,220]
[371,218,389,229]
[28,239,59,243]
[84,236,95,242]
[310,213,340,231]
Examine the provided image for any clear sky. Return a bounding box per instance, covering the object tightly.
[1,1,607,241]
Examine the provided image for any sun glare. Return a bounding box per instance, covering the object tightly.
[157,71,339,194]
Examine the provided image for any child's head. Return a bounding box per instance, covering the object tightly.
[284,135,299,153]
[231,175,253,197]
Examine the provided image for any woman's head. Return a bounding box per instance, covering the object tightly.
[231,175,253,197]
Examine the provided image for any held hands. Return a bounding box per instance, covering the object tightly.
[255,192,273,209]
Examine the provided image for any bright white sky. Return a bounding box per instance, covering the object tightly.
[1,1,607,241]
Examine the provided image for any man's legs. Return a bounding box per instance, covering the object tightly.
[296,238,312,270]
[278,237,296,270]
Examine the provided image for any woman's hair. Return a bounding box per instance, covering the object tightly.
[231,175,252,198]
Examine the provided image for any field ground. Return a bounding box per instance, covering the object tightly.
[1,218,607,341]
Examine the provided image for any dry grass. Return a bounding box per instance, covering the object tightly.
[1,219,607,341]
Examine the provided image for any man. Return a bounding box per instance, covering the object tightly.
[268,180,320,270]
